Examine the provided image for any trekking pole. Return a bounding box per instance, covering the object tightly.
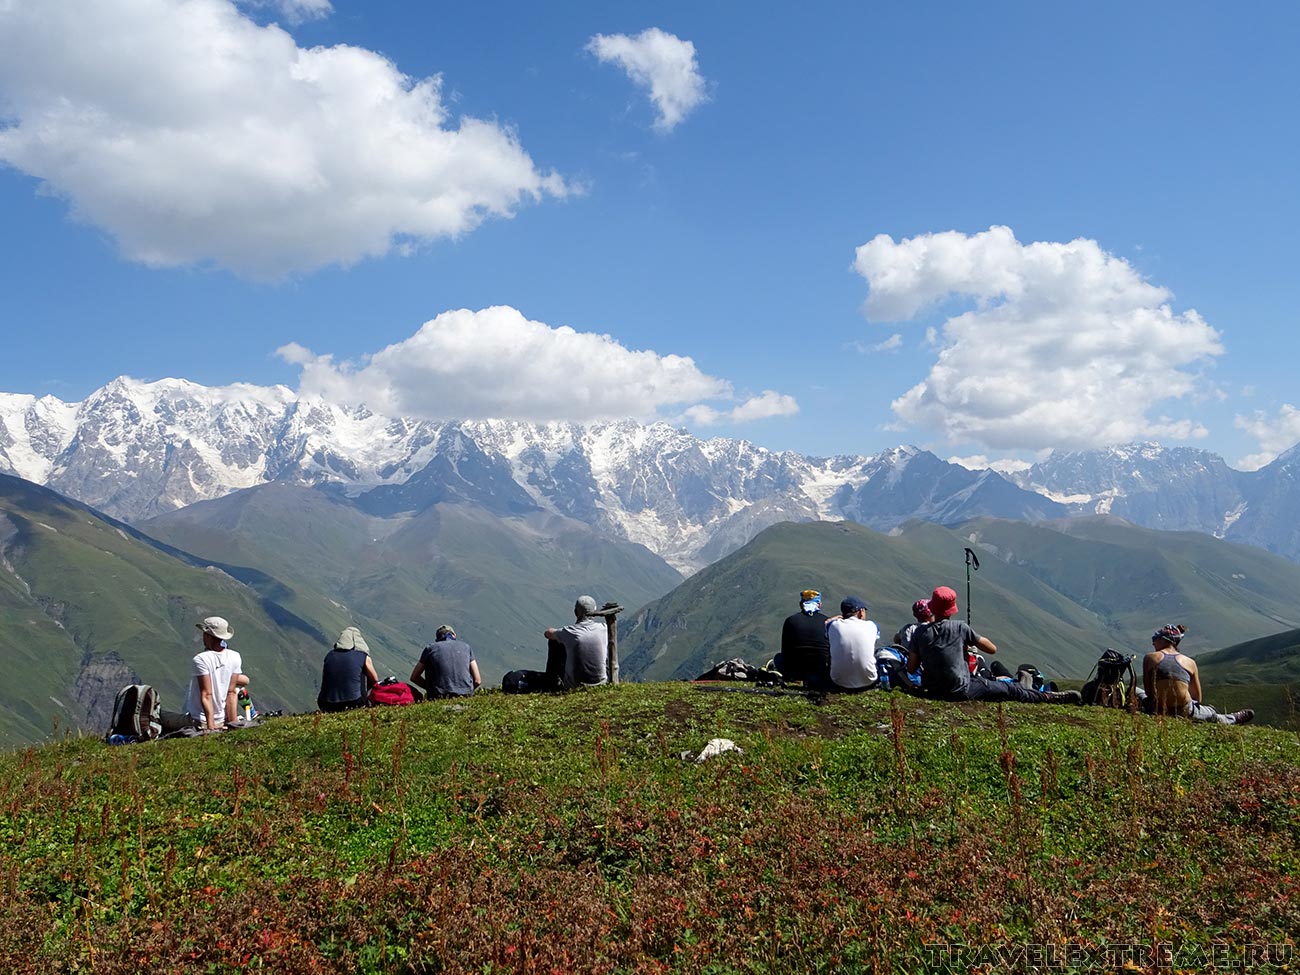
[964,547,979,625]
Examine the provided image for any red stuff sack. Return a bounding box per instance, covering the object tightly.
[370,678,416,707]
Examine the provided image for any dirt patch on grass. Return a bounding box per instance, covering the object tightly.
[662,696,695,727]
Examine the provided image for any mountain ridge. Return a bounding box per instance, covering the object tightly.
[5,376,1300,571]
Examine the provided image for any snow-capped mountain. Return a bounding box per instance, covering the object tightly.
[10,377,1299,570]
[1007,442,1300,563]
[1011,443,1247,535]
[0,376,1060,571]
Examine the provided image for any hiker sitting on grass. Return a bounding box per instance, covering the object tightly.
[410,624,482,698]
[1141,624,1254,725]
[893,598,933,653]
[907,587,1080,706]
[160,616,248,734]
[826,595,879,692]
[318,626,379,713]
[774,588,832,689]
[544,595,608,689]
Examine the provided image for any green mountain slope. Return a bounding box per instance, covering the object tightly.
[622,517,1300,685]
[1194,628,1300,728]
[1200,627,1300,682]
[141,483,684,680]
[954,515,1300,650]
[0,475,332,746]
[621,520,1120,682]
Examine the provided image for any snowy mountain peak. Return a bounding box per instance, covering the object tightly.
[8,376,1298,570]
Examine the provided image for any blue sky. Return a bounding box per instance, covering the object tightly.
[1,0,1297,469]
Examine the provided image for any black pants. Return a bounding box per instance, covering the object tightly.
[318,697,367,713]
[545,639,566,689]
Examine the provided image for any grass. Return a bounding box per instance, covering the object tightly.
[1,683,1298,973]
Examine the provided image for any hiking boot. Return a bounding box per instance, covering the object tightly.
[1229,709,1255,725]
[1043,690,1083,705]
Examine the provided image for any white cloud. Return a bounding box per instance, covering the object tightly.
[241,0,332,24]
[1234,405,1300,471]
[872,334,903,353]
[684,391,800,426]
[279,306,796,425]
[587,28,707,132]
[852,226,1224,452]
[948,454,1033,475]
[0,0,566,278]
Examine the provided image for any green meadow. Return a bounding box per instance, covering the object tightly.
[2,683,1296,973]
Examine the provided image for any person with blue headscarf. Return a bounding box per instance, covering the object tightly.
[775,588,832,689]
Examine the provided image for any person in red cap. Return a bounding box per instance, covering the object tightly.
[907,587,1081,705]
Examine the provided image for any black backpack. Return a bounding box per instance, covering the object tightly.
[106,684,162,742]
[1081,648,1136,708]
[502,669,554,694]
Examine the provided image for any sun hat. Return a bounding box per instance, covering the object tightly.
[927,587,959,620]
[196,616,233,641]
[334,626,370,653]
[911,598,933,621]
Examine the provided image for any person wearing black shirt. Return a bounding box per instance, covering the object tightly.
[776,588,832,688]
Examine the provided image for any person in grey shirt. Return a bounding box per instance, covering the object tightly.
[544,595,608,689]
[410,625,482,698]
[908,586,1079,705]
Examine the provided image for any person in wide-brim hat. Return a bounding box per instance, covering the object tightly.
[318,625,379,713]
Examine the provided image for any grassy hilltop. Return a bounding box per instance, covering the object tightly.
[1,684,1297,974]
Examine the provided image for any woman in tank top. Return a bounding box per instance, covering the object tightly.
[1141,623,1254,725]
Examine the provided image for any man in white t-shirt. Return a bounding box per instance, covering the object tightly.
[183,616,248,731]
[826,596,879,692]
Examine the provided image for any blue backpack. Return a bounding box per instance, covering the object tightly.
[875,645,921,691]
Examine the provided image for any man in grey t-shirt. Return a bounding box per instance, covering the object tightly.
[410,624,482,698]
[908,586,1079,706]
[544,595,608,689]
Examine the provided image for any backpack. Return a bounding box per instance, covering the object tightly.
[1015,664,1056,693]
[875,645,921,692]
[694,658,776,682]
[1081,648,1136,708]
[106,684,162,743]
[501,669,554,694]
[370,678,416,707]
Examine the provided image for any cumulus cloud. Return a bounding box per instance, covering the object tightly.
[0,0,566,278]
[683,391,799,427]
[587,28,708,132]
[1234,405,1300,471]
[279,306,796,425]
[852,226,1224,452]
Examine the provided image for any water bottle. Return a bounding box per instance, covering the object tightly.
[238,688,252,723]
